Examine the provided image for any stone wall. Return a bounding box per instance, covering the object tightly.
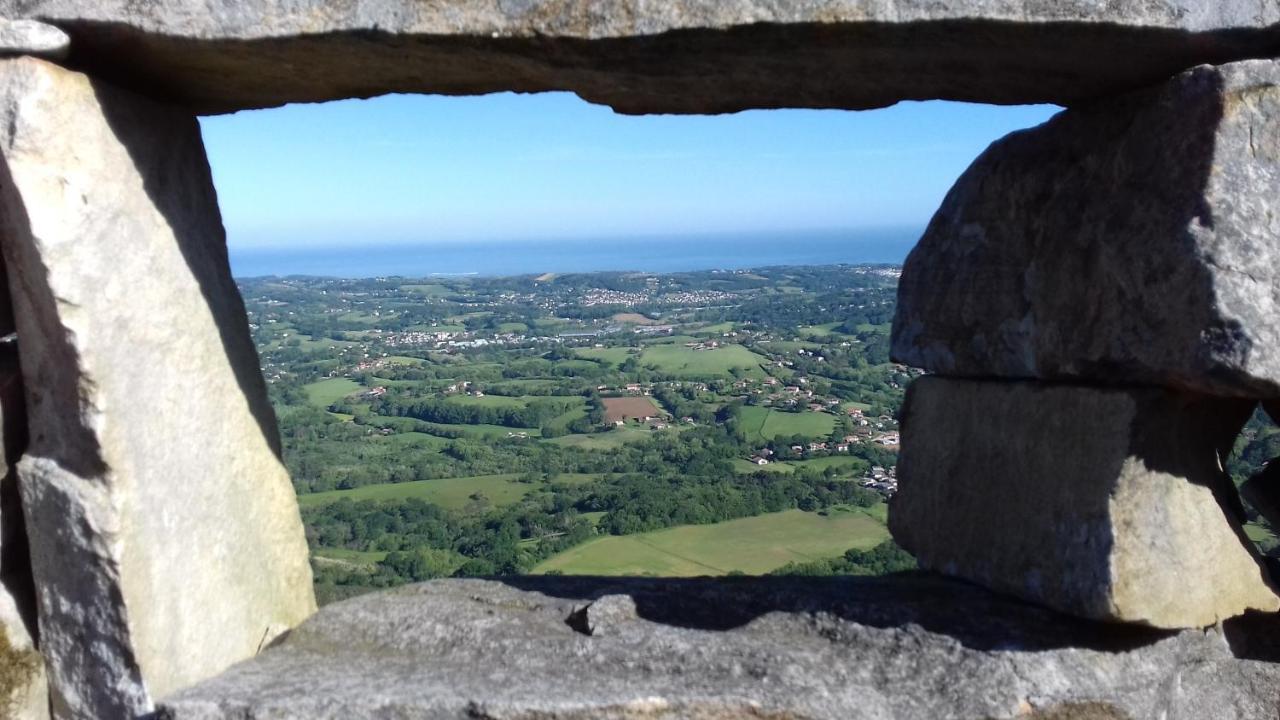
[889,57,1280,628]
[0,2,1276,718]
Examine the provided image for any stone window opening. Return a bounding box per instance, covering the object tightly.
[0,5,1278,719]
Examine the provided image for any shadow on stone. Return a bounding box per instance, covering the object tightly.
[89,82,285,459]
[0,351,36,644]
[0,258,37,647]
[497,572,1180,653]
[161,575,1280,718]
[0,159,107,480]
[1223,609,1280,662]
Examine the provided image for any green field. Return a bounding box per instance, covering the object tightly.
[302,474,518,509]
[400,283,450,296]
[379,432,451,449]
[442,395,585,423]
[382,355,426,366]
[792,456,868,472]
[545,403,588,432]
[531,318,571,331]
[733,455,868,475]
[420,422,536,438]
[548,425,659,450]
[533,508,889,576]
[293,335,360,352]
[445,394,527,409]
[312,547,388,565]
[640,344,767,378]
[697,322,736,334]
[366,377,420,389]
[761,340,823,354]
[547,473,607,486]
[337,311,396,324]
[732,458,795,474]
[641,334,700,346]
[798,322,842,337]
[860,503,889,523]
[738,406,835,442]
[407,323,467,333]
[303,378,363,407]
[576,347,636,366]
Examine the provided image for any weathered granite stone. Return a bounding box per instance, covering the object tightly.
[0,266,47,720]
[890,377,1277,629]
[893,59,1280,398]
[0,19,67,59]
[0,57,314,718]
[566,593,638,636]
[3,1,1280,114]
[158,576,1280,720]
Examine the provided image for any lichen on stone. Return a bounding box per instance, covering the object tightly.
[0,626,39,718]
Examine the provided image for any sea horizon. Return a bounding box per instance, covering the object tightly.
[229,227,920,279]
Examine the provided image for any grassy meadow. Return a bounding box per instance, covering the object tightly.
[576,347,637,366]
[533,507,889,576]
[738,406,835,443]
[303,378,363,407]
[640,344,768,378]
[548,425,661,450]
[731,455,869,475]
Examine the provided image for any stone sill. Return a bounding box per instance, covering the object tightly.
[158,575,1280,720]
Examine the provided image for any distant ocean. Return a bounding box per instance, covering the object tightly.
[229,228,920,278]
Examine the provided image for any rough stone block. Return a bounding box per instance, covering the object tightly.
[158,577,1280,720]
[889,377,1277,629]
[892,59,1280,398]
[3,1,1280,114]
[0,57,314,718]
[0,19,66,59]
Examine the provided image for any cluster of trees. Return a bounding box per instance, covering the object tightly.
[651,385,717,423]
[540,394,606,437]
[769,540,916,576]
[589,471,881,535]
[501,357,611,380]
[304,458,885,593]
[306,494,598,580]
[695,288,895,331]
[373,396,577,430]
[283,390,903,495]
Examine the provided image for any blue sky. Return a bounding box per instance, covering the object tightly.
[199,93,1057,249]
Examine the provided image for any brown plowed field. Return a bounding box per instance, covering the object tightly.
[603,397,662,423]
[612,313,659,325]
